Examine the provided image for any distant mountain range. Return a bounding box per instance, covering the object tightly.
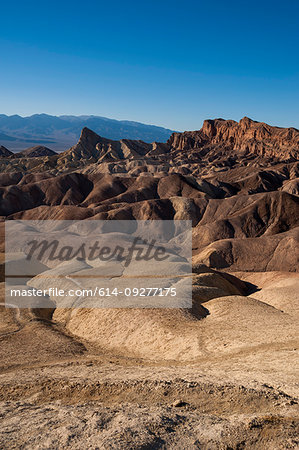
[0,114,175,152]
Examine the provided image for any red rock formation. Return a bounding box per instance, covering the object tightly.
[168,117,299,160]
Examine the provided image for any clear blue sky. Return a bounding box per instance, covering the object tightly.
[0,0,298,131]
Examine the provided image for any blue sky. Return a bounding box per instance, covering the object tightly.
[0,0,298,130]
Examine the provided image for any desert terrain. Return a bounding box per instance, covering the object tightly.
[0,117,298,449]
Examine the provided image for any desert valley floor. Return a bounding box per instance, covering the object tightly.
[0,117,298,449]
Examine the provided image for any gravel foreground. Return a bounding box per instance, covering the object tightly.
[0,354,298,449]
[0,270,298,449]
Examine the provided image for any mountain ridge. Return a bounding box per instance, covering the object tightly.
[0,113,175,151]
[58,117,299,164]
[1,116,298,165]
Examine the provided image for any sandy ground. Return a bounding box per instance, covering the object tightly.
[0,271,298,449]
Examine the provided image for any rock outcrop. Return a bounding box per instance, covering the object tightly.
[169,117,299,160]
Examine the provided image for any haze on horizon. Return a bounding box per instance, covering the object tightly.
[0,0,298,131]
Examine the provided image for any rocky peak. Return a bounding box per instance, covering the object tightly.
[202,119,218,138]
[61,128,166,163]
[0,145,13,157]
[239,116,254,129]
[78,127,103,151]
[60,127,104,161]
[16,146,57,158]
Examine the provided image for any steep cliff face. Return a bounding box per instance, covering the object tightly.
[168,117,299,160]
